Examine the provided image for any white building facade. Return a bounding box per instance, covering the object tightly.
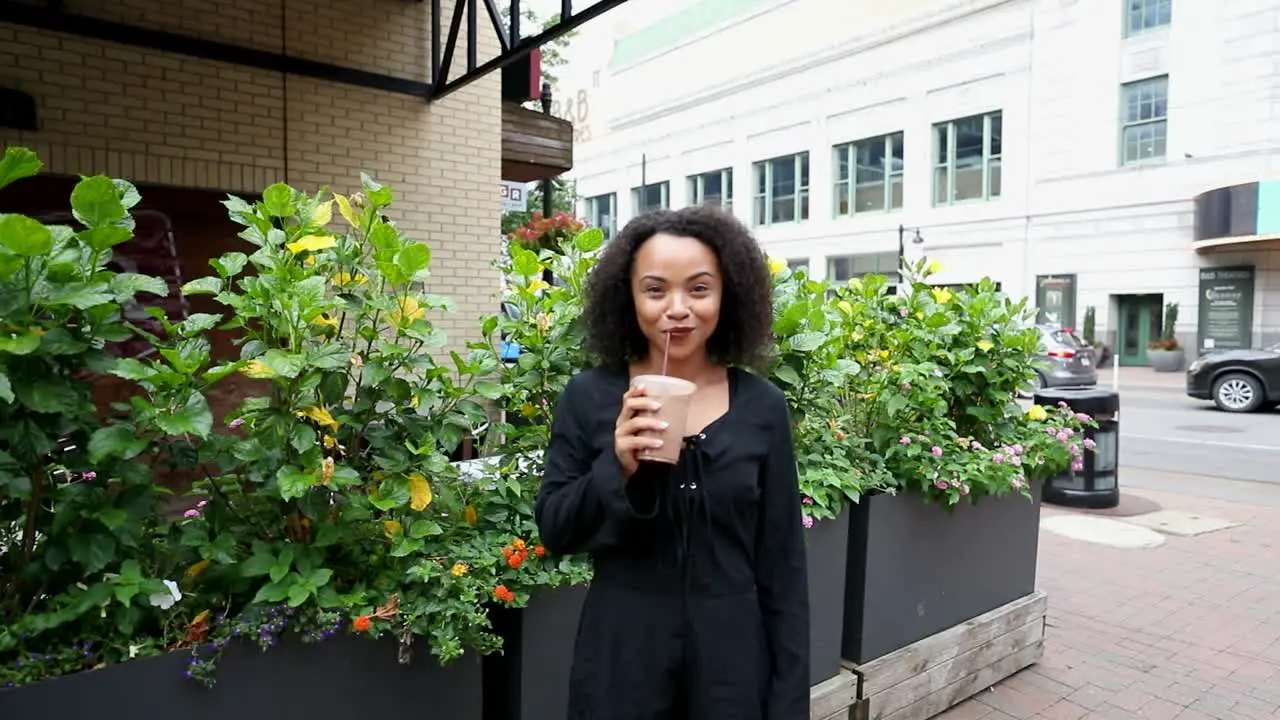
[566,0,1280,364]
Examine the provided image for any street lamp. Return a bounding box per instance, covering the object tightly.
[897,224,924,289]
[539,80,554,221]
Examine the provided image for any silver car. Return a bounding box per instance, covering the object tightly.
[1030,325,1098,391]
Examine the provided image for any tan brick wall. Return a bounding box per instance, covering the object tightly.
[0,0,503,348]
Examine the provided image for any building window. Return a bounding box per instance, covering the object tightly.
[752,153,809,226]
[1121,76,1168,165]
[631,181,669,213]
[933,111,1002,206]
[1125,0,1171,36]
[585,193,617,242]
[786,258,809,274]
[827,252,900,284]
[687,168,733,211]
[833,132,904,216]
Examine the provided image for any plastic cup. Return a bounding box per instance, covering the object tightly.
[631,374,696,465]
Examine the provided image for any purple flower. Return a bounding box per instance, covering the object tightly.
[931,446,943,457]
[228,418,245,429]
[1083,438,1096,450]
[82,471,97,481]
[802,515,814,529]
[992,453,1004,464]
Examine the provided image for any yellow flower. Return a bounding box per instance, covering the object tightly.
[1026,404,1048,422]
[286,234,337,254]
[334,271,368,287]
[878,349,890,360]
[450,562,469,577]
[526,278,551,294]
[390,296,426,326]
[931,287,953,305]
[519,402,536,418]
[408,472,433,512]
[322,435,339,450]
[977,339,994,352]
[464,505,478,525]
[297,406,340,430]
[240,359,277,379]
[766,255,787,275]
[311,313,339,330]
[927,258,943,274]
[383,519,402,538]
[304,256,317,266]
[185,559,211,580]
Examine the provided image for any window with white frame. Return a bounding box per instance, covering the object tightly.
[933,111,1002,206]
[687,168,733,210]
[631,182,669,213]
[1120,76,1168,165]
[752,153,809,226]
[827,252,900,284]
[584,193,617,242]
[833,132,904,216]
[786,258,809,274]
[1125,0,1171,36]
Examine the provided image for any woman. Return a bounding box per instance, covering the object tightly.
[534,206,809,719]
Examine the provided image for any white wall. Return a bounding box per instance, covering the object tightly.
[568,0,1280,346]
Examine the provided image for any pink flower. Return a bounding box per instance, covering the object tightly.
[1009,454,1022,467]
[228,418,245,429]
[82,471,97,481]
[1069,444,1081,456]
[931,446,943,457]
[1071,460,1084,473]
[1011,444,1023,455]
[1057,401,1068,408]
[1083,438,1096,450]
[1011,474,1026,490]
[959,483,970,496]
[1055,431,1070,442]
[183,509,201,519]
[992,453,1004,464]
[935,479,950,490]
[801,496,814,506]
[970,440,985,451]
[1075,412,1091,423]
[197,500,209,509]
[901,382,912,391]
[900,436,912,445]
[802,515,814,529]
[898,307,908,317]
[1046,427,1057,436]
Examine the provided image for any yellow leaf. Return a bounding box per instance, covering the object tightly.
[335,271,368,287]
[383,519,402,538]
[185,560,211,580]
[300,406,340,430]
[464,505,478,525]
[836,300,853,316]
[240,359,277,379]
[977,339,994,352]
[286,235,336,254]
[927,258,943,274]
[526,278,551,294]
[334,194,361,229]
[311,313,339,330]
[191,609,212,627]
[311,200,334,226]
[390,296,426,325]
[408,472,433,512]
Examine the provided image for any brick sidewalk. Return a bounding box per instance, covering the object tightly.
[938,489,1280,720]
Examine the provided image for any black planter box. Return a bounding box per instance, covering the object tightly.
[484,583,588,720]
[841,483,1042,664]
[805,505,850,686]
[0,633,482,720]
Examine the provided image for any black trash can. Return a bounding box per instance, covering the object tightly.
[1032,387,1120,509]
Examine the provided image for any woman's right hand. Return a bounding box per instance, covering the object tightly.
[614,385,669,479]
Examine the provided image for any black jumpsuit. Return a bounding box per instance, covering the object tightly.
[534,365,810,720]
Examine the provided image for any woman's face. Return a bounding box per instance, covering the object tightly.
[630,233,722,365]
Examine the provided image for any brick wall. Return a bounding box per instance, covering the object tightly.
[0,0,502,349]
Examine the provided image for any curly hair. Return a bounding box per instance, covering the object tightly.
[583,205,774,369]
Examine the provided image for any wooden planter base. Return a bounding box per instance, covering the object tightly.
[810,591,1047,720]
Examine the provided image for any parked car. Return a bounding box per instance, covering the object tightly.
[1028,325,1098,391]
[1185,342,1280,413]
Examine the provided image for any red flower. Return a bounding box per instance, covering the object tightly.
[533,545,546,558]
[507,553,524,569]
[494,585,515,604]
[353,615,372,632]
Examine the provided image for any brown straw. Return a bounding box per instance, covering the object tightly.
[661,330,672,376]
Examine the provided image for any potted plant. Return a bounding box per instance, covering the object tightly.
[1147,301,1184,372]
[1082,305,1111,368]
[831,262,1091,664]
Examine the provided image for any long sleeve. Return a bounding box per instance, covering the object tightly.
[754,394,810,719]
[535,374,660,556]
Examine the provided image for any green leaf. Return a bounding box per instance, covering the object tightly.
[113,179,141,209]
[154,392,213,438]
[177,313,223,337]
[77,224,134,252]
[0,214,53,256]
[510,247,541,278]
[773,364,802,386]
[46,282,114,310]
[473,380,504,400]
[15,378,81,414]
[389,536,424,558]
[573,226,605,252]
[0,372,11,404]
[270,546,295,583]
[252,579,291,604]
[407,518,443,539]
[0,331,41,356]
[96,508,128,530]
[211,252,249,277]
[110,273,169,299]
[181,276,224,296]
[396,243,432,276]
[0,147,42,191]
[69,532,116,574]
[40,327,90,355]
[788,332,826,352]
[286,585,311,608]
[240,553,275,578]
[262,183,296,217]
[109,358,155,381]
[307,342,349,370]
[261,349,306,379]
[70,176,128,226]
[89,425,149,463]
[277,466,315,501]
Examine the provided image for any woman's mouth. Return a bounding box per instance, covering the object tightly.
[666,327,694,340]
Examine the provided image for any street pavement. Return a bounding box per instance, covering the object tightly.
[934,375,1280,720]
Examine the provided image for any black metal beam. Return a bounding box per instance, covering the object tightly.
[0,2,432,98]
[481,0,510,52]
[437,0,466,92]
[430,0,630,103]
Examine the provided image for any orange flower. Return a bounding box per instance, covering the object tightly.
[353,615,372,632]
[502,546,514,559]
[511,537,526,551]
[507,553,524,570]
[533,545,546,558]
[494,585,515,604]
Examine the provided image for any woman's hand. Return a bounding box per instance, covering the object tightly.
[614,385,668,479]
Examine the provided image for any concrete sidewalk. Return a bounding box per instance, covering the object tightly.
[937,484,1280,719]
